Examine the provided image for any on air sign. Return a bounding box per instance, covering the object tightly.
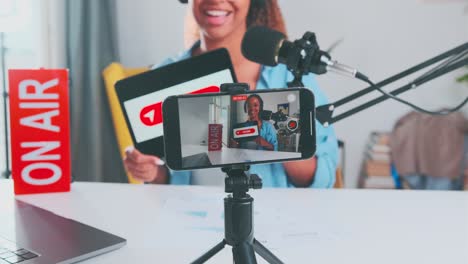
[8,69,71,194]
[208,124,222,151]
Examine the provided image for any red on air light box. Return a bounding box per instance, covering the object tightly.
[208,124,223,151]
[8,69,71,195]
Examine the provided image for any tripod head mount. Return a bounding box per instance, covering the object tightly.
[222,165,262,198]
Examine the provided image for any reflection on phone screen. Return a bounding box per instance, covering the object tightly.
[178,91,302,168]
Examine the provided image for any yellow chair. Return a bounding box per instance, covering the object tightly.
[334,167,344,188]
[334,140,345,188]
[102,63,149,184]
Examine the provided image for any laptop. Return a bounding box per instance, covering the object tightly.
[0,200,126,264]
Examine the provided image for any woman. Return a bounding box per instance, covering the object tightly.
[124,0,338,188]
[231,94,278,151]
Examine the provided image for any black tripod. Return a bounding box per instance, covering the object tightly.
[191,165,283,264]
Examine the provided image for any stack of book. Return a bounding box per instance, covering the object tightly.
[359,132,395,189]
[464,169,468,190]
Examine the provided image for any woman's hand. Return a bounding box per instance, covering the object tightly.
[123,146,168,184]
[254,136,274,150]
[229,139,240,148]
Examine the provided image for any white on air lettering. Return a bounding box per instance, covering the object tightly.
[19,78,59,100]
[21,162,62,185]
[17,78,63,186]
[21,141,61,161]
[20,110,60,132]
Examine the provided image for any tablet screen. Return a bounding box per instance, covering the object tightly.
[115,48,236,157]
[123,69,231,143]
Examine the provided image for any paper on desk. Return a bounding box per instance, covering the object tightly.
[151,194,348,252]
[161,195,224,233]
[253,204,347,251]
[148,193,224,250]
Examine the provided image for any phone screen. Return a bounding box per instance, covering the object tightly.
[164,88,315,170]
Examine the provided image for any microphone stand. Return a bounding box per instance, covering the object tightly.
[313,42,468,126]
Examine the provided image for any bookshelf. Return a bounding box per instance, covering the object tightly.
[358,132,397,189]
[465,168,468,191]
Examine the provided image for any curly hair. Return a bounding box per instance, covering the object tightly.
[247,0,287,37]
[244,94,264,113]
[184,0,287,48]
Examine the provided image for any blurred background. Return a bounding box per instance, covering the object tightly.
[1,0,467,189]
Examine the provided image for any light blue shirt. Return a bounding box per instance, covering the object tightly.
[156,45,339,188]
[258,121,278,151]
[239,120,278,151]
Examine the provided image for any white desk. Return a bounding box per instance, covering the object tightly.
[182,144,301,165]
[1,180,467,263]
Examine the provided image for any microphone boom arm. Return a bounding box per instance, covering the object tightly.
[315,42,468,126]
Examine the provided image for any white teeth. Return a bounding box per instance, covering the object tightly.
[205,10,228,17]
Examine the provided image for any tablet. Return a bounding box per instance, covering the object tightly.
[115,48,236,158]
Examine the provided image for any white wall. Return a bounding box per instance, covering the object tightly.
[179,96,211,147]
[116,0,468,187]
[116,0,186,67]
[262,91,300,116]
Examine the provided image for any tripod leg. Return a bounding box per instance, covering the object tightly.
[253,239,284,264]
[191,240,226,264]
[232,242,257,264]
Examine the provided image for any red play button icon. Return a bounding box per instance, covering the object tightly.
[140,102,162,126]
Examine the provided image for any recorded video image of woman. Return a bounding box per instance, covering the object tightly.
[231,94,278,151]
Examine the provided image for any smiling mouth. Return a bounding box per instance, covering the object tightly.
[204,10,231,17]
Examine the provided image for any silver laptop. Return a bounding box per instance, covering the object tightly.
[0,200,126,264]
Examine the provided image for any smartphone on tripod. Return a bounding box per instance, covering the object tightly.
[162,87,316,170]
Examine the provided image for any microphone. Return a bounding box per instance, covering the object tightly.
[241,26,368,81]
[260,110,299,134]
[260,110,287,122]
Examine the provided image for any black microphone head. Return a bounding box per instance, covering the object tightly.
[260,110,273,120]
[241,26,286,66]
